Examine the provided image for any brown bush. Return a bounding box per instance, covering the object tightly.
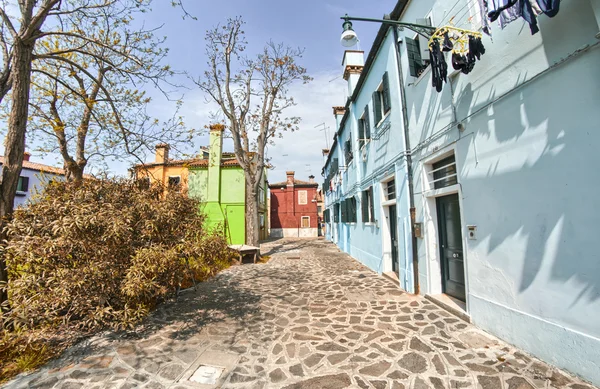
[2,178,233,332]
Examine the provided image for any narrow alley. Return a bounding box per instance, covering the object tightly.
[5,239,596,389]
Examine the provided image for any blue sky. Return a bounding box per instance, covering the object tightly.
[28,0,398,184]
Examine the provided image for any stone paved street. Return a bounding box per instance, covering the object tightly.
[4,239,597,389]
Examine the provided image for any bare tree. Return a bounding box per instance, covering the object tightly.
[195,16,311,246]
[26,3,187,181]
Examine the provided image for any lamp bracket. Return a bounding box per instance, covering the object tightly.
[342,14,437,39]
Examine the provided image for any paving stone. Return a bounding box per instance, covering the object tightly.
[269,368,287,383]
[356,376,370,389]
[398,352,428,373]
[289,363,305,377]
[507,377,536,389]
[282,373,352,389]
[304,353,325,367]
[430,377,445,389]
[414,376,432,389]
[410,337,433,353]
[157,364,184,381]
[387,370,409,380]
[359,361,392,376]
[432,354,447,375]
[478,376,502,389]
[371,380,388,389]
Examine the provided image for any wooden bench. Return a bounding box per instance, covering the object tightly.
[228,244,260,264]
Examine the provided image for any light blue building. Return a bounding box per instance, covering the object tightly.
[323,0,600,385]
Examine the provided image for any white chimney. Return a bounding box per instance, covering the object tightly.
[342,50,364,97]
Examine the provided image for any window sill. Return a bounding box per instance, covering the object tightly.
[16,191,27,197]
[376,111,391,129]
[411,65,431,87]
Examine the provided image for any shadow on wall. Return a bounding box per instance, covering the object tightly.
[454,40,600,307]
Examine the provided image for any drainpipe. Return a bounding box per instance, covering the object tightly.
[392,26,420,295]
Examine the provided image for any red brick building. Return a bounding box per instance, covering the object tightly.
[269,171,319,238]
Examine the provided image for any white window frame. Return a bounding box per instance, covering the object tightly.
[298,190,308,205]
[374,81,391,127]
[381,175,397,206]
[358,112,371,151]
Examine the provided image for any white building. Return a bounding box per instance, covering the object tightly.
[0,153,68,208]
[324,0,600,385]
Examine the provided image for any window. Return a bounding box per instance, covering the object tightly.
[341,196,357,223]
[301,216,310,228]
[137,177,151,189]
[385,179,396,201]
[333,203,340,222]
[432,155,458,189]
[372,72,391,124]
[17,176,29,192]
[344,138,353,164]
[361,187,375,223]
[168,176,181,190]
[406,18,432,78]
[358,106,371,149]
[298,190,307,205]
[317,206,322,214]
[323,208,330,222]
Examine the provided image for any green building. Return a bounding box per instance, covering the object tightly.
[187,125,268,244]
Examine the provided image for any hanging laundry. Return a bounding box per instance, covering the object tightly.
[477,0,493,36]
[487,0,546,34]
[428,27,485,93]
[536,0,560,17]
[429,39,447,93]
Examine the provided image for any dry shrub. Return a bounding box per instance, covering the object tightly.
[2,178,233,332]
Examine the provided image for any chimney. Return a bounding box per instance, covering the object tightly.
[155,144,170,164]
[332,106,346,130]
[286,171,295,187]
[23,152,31,162]
[208,124,225,202]
[342,50,364,96]
[309,175,315,183]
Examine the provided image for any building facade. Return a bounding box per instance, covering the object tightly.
[323,0,600,385]
[0,152,74,208]
[135,125,268,244]
[269,172,319,238]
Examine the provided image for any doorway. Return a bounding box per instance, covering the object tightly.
[388,204,399,275]
[436,194,465,301]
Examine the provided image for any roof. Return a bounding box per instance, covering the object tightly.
[134,156,241,169]
[0,156,92,178]
[268,179,318,188]
[323,0,409,174]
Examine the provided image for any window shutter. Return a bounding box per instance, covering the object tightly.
[345,139,353,163]
[358,119,365,150]
[334,203,340,222]
[372,91,382,124]
[351,197,357,223]
[22,176,29,192]
[382,72,391,113]
[361,191,369,222]
[364,107,371,139]
[341,199,347,223]
[369,186,375,222]
[406,37,422,77]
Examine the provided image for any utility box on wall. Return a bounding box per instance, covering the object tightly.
[414,222,423,238]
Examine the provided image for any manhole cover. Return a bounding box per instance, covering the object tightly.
[189,365,224,384]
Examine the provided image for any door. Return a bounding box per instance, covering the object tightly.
[436,194,466,301]
[389,205,399,274]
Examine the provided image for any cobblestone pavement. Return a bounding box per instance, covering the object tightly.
[4,239,597,389]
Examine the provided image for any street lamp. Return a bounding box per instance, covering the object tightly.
[341,18,358,47]
[339,14,437,43]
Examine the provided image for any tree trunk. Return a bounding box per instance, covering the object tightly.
[245,180,260,247]
[0,38,35,310]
